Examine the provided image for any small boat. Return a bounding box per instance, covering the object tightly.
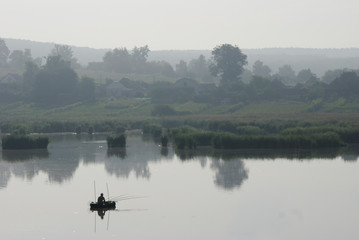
[90,201,116,210]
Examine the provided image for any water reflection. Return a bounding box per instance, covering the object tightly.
[174,146,359,161]
[0,134,358,192]
[211,159,248,190]
[104,136,169,179]
[174,150,249,190]
[2,149,49,162]
[92,208,115,220]
[160,147,168,157]
[107,148,127,159]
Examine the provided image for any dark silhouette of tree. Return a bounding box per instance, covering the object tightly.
[132,45,150,73]
[50,44,79,68]
[9,49,33,69]
[322,69,345,84]
[32,56,79,106]
[103,47,132,73]
[209,44,247,85]
[327,71,359,100]
[22,61,40,99]
[188,55,213,82]
[296,69,318,84]
[0,38,10,66]
[79,76,96,103]
[252,60,271,79]
[277,65,296,85]
[175,60,189,78]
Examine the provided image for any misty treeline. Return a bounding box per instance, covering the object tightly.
[1,38,359,108]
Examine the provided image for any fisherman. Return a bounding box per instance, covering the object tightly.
[97,193,106,204]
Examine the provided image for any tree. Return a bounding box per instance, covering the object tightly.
[188,55,213,82]
[159,61,176,78]
[0,38,10,66]
[103,47,132,73]
[50,44,79,68]
[9,49,33,69]
[79,76,96,102]
[132,45,150,73]
[209,44,247,85]
[22,61,40,98]
[322,69,345,84]
[327,71,359,100]
[277,65,296,85]
[32,56,79,106]
[296,69,318,84]
[175,60,189,77]
[252,60,271,79]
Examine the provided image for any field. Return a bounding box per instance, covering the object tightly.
[1,99,359,122]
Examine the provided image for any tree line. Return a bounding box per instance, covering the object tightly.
[1,38,359,107]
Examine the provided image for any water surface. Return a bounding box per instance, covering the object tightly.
[0,134,358,240]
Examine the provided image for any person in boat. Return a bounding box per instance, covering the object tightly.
[97,193,106,204]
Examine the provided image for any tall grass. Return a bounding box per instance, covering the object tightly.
[107,134,126,148]
[172,129,345,150]
[2,135,49,149]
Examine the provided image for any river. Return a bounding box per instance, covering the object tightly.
[0,134,358,240]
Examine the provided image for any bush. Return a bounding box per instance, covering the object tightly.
[2,135,49,149]
[107,134,126,148]
[143,123,162,138]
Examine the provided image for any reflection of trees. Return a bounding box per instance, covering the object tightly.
[340,144,359,162]
[160,147,168,157]
[211,159,248,190]
[107,148,127,159]
[1,134,358,192]
[104,136,174,179]
[105,159,151,179]
[0,162,11,189]
[173,146,359,190]
[2,149,49,162]
[174,147,358,161]
[0,150,49,188]
[0,134,107,188]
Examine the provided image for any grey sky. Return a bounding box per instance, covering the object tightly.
[1,0,358,50]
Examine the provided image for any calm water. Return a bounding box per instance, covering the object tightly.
[1,134,359,240]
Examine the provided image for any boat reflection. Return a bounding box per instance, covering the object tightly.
[91,208,115,220]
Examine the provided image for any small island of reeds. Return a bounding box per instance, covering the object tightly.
[107,134,126,148]
[1,134,50,150]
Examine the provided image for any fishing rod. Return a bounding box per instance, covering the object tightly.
[106,182,110,200]
[94,180,96,202]
[109,195,147,202]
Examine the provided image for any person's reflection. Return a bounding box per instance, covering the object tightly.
[97,209,106,219]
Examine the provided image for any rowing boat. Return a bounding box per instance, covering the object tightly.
[90,201,116,210]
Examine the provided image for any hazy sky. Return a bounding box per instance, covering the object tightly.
[1,0,358,50]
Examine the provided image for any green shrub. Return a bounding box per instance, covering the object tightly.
[2,135,49,149]
[107,134,126,148]
[143,123,162,138]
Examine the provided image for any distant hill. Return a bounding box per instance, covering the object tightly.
[4,38,359,76]
[4,38,109,66]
